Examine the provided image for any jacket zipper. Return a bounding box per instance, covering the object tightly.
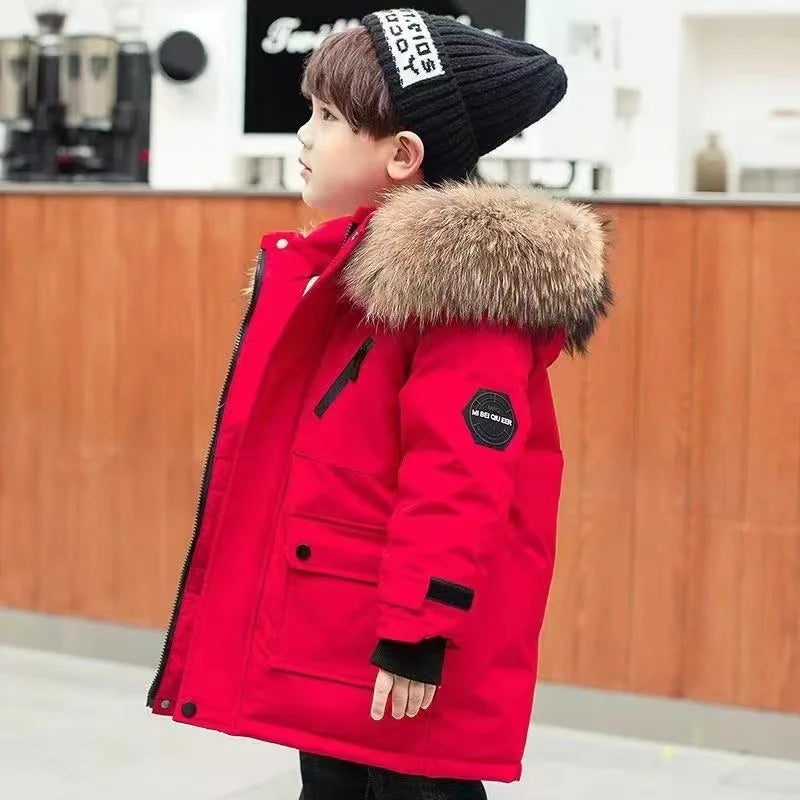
[313,338,375,418]
[146,249,267,709]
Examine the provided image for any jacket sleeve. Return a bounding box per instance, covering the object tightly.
[372,322,535,666]
[370,636,447,685]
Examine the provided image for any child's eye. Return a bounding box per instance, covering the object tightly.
[321,107,336,121]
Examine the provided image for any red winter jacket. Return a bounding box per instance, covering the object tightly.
[147,182,609,782]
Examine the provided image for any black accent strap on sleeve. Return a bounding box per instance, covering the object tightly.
[426,577,474,611]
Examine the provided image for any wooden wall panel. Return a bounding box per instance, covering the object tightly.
[572,206,641,691]
[0,196,43,611]
[36,196,78,616]
[151,198,206,628]
[628,207,696,697]
[681,209,752,704]
[2,193,800,713]
[73,197,123,620]
[738,210,800,711]
[113,195,162,625]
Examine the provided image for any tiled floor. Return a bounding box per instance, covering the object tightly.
[1,644,799,800]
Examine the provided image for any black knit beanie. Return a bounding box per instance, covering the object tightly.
[362,8,568,184]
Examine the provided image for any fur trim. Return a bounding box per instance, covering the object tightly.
[242,251,260,301]
[343,181,612,354]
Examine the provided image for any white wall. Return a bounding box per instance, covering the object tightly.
[527,0,617,164]
[679,19,705,193]
[146,0,246,189]
[680,16,800,191]
[0,0,112,35]
[608,0,800,194]
[609,4,684,194]
[685,0,800,14]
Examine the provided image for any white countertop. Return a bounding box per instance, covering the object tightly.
[1,182,799,207]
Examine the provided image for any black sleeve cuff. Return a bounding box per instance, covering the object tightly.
[370,637,447,685]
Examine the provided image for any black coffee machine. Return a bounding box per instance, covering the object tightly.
[0,1,152,182]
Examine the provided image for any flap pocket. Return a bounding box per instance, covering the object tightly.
[285,514,384,585]
[272,515,386,688]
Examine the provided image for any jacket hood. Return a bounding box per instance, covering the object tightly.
[343,181,612,354]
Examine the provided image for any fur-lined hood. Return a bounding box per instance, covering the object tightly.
[343,181,611,354]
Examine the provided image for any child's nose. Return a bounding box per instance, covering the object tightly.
[296,122,311,148]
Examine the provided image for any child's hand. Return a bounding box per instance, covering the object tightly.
[370,668,436,720]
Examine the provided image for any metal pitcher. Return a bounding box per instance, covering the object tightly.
[0,38,33,122]
[64,35,119,128]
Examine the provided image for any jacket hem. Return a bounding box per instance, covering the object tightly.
[165,713,521,783]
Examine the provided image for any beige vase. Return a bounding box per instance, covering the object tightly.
[694,132,728,192]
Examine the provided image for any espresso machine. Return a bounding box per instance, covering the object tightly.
[0,0,151,182]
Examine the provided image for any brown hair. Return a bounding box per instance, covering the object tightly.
[300,27,402,139]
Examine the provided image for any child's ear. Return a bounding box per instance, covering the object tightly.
[387,131,425,181]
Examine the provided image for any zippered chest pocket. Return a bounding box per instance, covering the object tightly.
[313,337,375,418]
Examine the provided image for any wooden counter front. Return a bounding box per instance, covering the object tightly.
[1,191,798,713]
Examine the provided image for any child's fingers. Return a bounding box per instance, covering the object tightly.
[405,681,426,717]
[421,683,436,710]
[391,676,411,718]
[372,672,436,720]
[371,669,394,720]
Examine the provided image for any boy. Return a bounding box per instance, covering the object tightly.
[147,9,611,800]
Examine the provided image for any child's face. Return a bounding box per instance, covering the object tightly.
[297,96,412,215]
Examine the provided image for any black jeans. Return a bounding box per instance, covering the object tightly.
[299,752,487,800]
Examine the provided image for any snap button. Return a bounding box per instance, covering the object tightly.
[276,238,289,249]
[181,701,197,718]
[160,699,171,710]
[296,544,311,561]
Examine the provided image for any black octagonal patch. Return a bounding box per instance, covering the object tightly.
[463,389,518,451]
